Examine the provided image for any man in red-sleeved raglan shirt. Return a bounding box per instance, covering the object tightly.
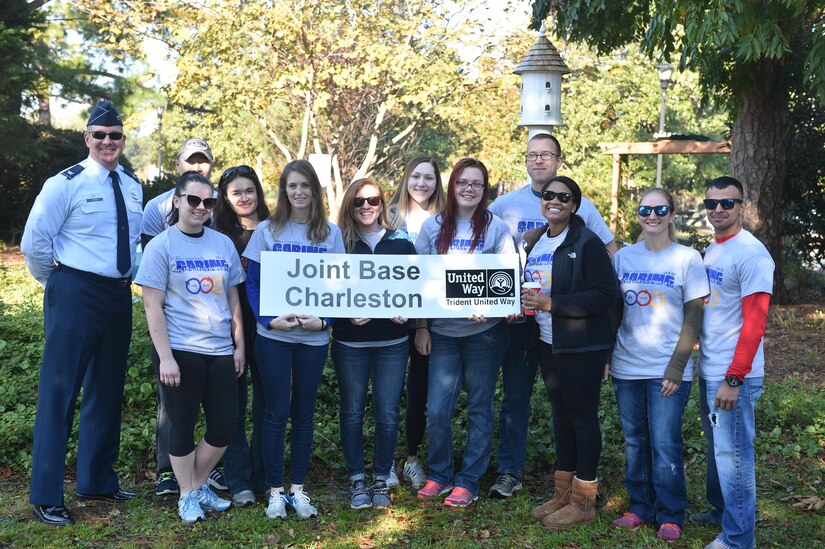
[693,176,774,549]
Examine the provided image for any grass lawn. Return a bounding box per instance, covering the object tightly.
[0,249,823,547]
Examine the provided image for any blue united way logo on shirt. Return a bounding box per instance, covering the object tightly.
[445,269,515,298]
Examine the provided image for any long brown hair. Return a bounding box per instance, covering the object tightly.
[436,157,491,255]
[337,178,392,252]
[213,165,270,252]
[269,160,329,244]
[386,155,446,228]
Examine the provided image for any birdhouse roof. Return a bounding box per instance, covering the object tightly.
[514,33,570,75]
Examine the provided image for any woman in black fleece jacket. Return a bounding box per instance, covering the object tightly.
[332,178,416,510]
[520,176,617,530]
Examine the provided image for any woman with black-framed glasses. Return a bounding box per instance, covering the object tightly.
[135,172,246,523]
[413,157,515,508]
[212,166,271,506]
[521,175,617,530]
[607,188,709,542]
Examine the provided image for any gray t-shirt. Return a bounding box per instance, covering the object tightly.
[243,219,346,345]
[489,184,614,245]
[140,188,175,238]
[135,226,245,355]
[610,241,710,381]
[415,213,515,337]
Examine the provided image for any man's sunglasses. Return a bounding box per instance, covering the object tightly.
[87,131,124,141]
[703,198,742,210]
[541,190,572,203]
[638,205,672,217]
[353,196,381,207]
[178,194,217,209]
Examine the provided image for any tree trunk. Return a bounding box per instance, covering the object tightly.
[37,94,51,128]
[729,59,788,302]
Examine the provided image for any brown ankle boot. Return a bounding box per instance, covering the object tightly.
[530,470,574,520]
[541,477,598,529]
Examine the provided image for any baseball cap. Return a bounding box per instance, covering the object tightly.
[177,138,214,163]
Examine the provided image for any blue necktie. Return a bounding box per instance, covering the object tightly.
[110,171,130,275]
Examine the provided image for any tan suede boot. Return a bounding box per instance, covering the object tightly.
[529,470,574,520]
[541,477,598,529]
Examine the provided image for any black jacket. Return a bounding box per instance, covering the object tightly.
[523,215,617,354]
[332,228,417,344]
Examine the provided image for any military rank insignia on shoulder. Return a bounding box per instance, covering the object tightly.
[60,164,85,180]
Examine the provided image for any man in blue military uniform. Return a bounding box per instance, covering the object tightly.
[21,101,142,525]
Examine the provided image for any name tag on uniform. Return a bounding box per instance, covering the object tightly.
[86,197,104,202]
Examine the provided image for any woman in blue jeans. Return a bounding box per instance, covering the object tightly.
[413,157,515,507]
[212,165,270,506]
[243,160,345,520]
[608,188,709,541]
[332,178,416,509]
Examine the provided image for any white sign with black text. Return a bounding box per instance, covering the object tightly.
[259,252,521,318]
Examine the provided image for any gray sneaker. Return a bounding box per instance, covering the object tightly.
[372,480,392,509]
[266,491,288,519]
[488,473,523,498]
[349,479,372,509]
[386,464,400,488]
[232,489,255,507]
[403,459,427,489]
[690,510,723,527]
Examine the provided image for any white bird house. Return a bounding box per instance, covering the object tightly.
[514,23,570,136]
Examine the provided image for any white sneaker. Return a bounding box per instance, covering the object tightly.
[287,486,317,519]
[178,491,206,523]
[266,491,288,519]
[403,459,427,489]
[386,464,400,488]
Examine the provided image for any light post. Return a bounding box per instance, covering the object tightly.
[514,22,569,140]
[655,62,673,186]
[156,105,164,178]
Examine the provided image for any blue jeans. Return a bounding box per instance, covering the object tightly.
[426,322,507,494]
[222,361,267,495]
[699,377,763,549]
[613,377,692,526]
[496,322,539,478]
[332,340,408,481]
[255,336,328,488]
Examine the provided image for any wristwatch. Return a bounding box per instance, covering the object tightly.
[724,375,743,388]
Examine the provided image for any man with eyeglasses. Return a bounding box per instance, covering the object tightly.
[693,176,773,549]
[486,133,617,500]
[22,101,142,525]
[139,138,230,498]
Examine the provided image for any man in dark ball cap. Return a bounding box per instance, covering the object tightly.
[21,100,142,525]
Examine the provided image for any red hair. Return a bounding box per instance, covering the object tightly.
[436,157,491,254]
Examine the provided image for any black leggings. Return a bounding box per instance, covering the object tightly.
[539,343,607,481]
[405,330,429,457]
[157,350,238,457]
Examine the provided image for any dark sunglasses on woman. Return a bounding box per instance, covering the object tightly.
[179,194,218,209]
[637,205,671,217]
[353,196,381,207]
[541,190,572,203]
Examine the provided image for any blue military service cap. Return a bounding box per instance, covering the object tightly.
[87,101,123,127]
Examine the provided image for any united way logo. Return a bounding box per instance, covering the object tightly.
[445,269,516,298]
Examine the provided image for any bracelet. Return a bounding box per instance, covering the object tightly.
[320,319,327,331]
